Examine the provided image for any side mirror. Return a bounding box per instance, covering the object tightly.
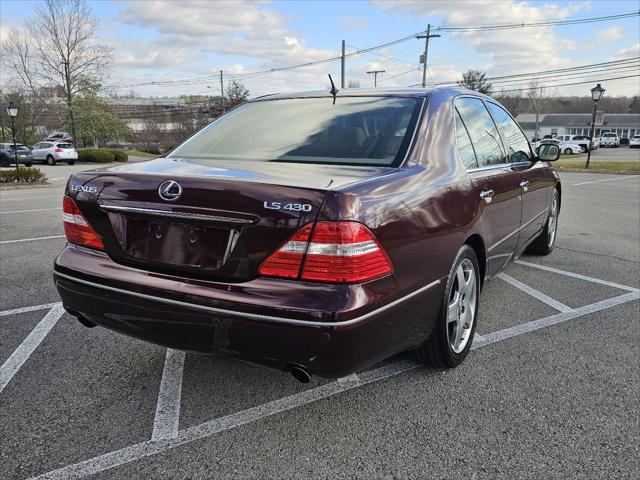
[538,143,560,162]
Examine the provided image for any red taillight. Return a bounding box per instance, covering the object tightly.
[259,222,392,283]
[63,195,104,250]
[258,224,313,279]
[54,147,63,152]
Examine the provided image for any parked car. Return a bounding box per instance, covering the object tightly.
[554,135,572,142]
[0,143,34,167]
[629,135,640,148]
[31,141,78,165]
[600,132,620,147]
[538,139,583,155]
[45,131,74,143]
[54,87,561,381]
[571,135,598,151]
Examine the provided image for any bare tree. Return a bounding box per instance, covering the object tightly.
[137,117,164,149]
[2,0,111,140]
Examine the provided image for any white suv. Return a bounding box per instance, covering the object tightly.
[31,141,78,165]
[600,132,620,147]
[629,135,640,148]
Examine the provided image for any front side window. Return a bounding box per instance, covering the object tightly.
[486,102,532,163]
[170,97,423,167]
[454,97,506,167]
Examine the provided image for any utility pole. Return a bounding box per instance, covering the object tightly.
[534,87,542,141]
[341,40,346,88]
[366,70,385,88]
[416,24,440,88]
[220,70,225,114]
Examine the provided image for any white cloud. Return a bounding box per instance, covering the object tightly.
[614,42,640,59]
[596,26,622,42]
[117,0,336,68]
[373,0,588,74]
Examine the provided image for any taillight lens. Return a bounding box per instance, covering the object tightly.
[258,224,313,279]
[63,195,104,250]
[54,147,63,152]
[259,221,392,283]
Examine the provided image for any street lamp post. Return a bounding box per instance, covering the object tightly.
[585,83,605,169]
[6,101,19,173]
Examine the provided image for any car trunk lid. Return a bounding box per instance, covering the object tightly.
[67,157,397,282]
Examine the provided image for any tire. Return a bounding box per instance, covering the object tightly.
[67,159,75,165]
[526,188,560,255]
[46,155,56,166]
[25,161,33,167]
[415,245,480,368]
[0,157,9,167]
[564,148,572,155]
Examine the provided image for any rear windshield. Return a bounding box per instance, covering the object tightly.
[602,133,617,137]
[57,144,73,148]
[169,96,423,166]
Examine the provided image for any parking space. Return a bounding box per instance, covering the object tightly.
[0,171,638,480]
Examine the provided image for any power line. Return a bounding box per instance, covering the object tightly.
[492,74,640,93]
[409,57,640,87]
[435,11,639,32]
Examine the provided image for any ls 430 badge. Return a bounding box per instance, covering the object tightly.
[264,201,312,212]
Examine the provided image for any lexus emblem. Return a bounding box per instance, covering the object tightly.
[158,180,182,201]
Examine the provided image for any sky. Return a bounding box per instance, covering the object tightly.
[1,0,639,98]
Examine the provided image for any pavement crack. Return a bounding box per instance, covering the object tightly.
[555,245,640,264]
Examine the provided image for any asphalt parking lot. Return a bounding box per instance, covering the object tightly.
[1,171,638,480]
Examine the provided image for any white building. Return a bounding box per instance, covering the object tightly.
[515,113,640,141]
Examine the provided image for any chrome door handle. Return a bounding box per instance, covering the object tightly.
[480,189,494,203]
[519,180,530,191]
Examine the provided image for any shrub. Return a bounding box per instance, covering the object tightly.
[77,149,116,163]
[0,167,46,184]
[107,150,129,162]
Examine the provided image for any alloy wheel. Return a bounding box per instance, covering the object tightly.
[446,258,477,354]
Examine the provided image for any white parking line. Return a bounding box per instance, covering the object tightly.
[0,195,62,202]
[0,302,62,318]
[0,235,65,245]
[515,260,639,292]
[151,349,186,441]
[0,304,65,394]
[1,207,61,214]
[573,175,639,186]
[498,273,573,312]
[25,290,640,480]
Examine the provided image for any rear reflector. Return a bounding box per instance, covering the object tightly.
[63,195,104,250]
[259,222,392,283]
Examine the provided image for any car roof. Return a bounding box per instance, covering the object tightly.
[249,86,477,102]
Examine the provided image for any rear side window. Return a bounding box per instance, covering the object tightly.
[455,97,506,167]
[169,97,424,167]
[454,109,478,169]
[486,102,532,163]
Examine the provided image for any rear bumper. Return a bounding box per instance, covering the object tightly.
[54,152,78,160]
[54,245,444,377]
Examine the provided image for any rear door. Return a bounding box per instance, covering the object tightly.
[455,97,522,277]
[31,143,42,160]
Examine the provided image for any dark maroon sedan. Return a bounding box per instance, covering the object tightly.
[54,87,561,382]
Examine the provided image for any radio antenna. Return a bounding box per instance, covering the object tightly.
[328,74,338,104]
